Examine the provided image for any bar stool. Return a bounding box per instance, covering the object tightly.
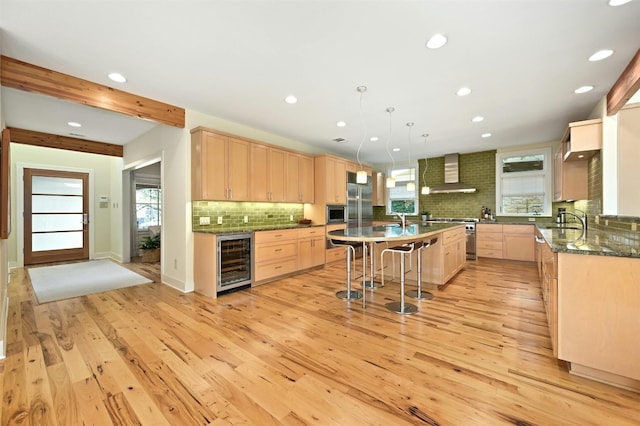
[405,237,438,300]
[381,241,422,314]
[329,240,363,302]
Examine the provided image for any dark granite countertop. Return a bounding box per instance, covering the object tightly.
[193,223,325,234]
[536,224,640,258]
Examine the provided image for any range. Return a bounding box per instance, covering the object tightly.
[424,217,479,260]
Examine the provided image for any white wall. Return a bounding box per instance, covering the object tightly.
[9,144,122,266]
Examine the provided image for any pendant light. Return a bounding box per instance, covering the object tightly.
[385,107,396,188]
[355,85,368,184]
[421,133,431,195]
[405,122,416,192]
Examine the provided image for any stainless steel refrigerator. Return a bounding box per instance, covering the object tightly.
[347,172,373,228]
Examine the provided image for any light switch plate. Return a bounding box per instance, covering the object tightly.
[217,216,223,224]
[199,216,210,225]
[244,215,248,223]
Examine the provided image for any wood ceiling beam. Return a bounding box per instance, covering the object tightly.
[8,127,124,157]
[607,48,640,116]
[0,55,185,128]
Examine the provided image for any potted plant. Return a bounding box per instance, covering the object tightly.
[139,234,161,262]
[421,211,431,222]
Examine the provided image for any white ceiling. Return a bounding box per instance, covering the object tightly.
[1,0,639,163]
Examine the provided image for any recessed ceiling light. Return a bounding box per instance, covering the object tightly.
[284,95,298,104]
[456,87,471,97]
[67,121,82,128]
[589,49,614,61]
[578,154,585,159]
[393,148,401,152]
[426,34,447,49]
[370,136,379,142]
[574,85,594,94]
[336,121,347,127]
[471,116,484,123]
[481,133,492,138]
[608,0,632,6]
[108,72,127,83]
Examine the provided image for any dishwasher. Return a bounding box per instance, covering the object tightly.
[217,232,253,293]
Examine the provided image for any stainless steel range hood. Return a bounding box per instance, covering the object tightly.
[428,153,477,194]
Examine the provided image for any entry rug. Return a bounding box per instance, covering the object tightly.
[28,260,152,304]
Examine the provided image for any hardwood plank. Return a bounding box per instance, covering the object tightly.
[2,258,639,425]
[1,55,185,128]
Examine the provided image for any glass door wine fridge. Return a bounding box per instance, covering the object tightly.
[217,232,253,293]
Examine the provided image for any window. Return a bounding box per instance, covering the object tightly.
[386,164,418,215]
[136,184,161,229]
[495,148,552,216]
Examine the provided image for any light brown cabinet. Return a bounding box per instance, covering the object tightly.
[286,153,314,203]
[502,225,534,261]
[315,155,347,205]
[561,118,602,161]
[325,223,347,264]
[298,227,325,269]
[442,227,466,283]
[554,145,587,202]
[251,144,287,202]
[193,233,218,298]
[254,229,299,282]
[538,232,558,357]
[372,172,386,206]
[477,224,503,259]
[478,224,534,261]
[191,129,250,201]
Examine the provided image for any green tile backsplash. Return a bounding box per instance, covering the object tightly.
[193,201,304,230]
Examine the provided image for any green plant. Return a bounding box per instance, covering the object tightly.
[421,211,430,216]
[139,234,161,250]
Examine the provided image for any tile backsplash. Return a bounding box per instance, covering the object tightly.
[193,201,304,230]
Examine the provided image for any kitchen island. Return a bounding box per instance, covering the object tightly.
[534,224,640,392]
[328,222,467,288]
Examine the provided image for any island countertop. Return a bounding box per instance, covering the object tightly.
[327,222,465,243]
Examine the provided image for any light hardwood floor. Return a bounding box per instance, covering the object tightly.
[1,258,638,425]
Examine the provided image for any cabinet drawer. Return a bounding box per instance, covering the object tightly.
[478,248,503,258]
[478,241,503,250]
[503,224,533,235]
[255,241,297,262]
[478,232,502,242]
[298,226,325,238]
[254,229,298,244]
[477,224,503,233]
[255,258,298,281]
[442,227,465,244]
[326,247,346,263]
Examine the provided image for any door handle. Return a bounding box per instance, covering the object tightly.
[82,213,89,225]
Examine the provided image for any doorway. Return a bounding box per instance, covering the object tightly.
[130,162,161,263]
[23,168,89,265]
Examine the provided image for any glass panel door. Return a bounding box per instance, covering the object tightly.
[24,169,89,265]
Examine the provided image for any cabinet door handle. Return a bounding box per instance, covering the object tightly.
[228,188,233,199]
[535,236,546,243]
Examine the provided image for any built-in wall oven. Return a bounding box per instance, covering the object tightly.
[217,232,253,293]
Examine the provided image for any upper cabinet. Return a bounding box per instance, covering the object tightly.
[286,152,314,203]
[562,118,602,161]
[191,129,250,201]
[251,144,287,202]
[315,155,347,204]
[554,144,587,202]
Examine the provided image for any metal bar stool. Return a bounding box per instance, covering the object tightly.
[381,241,422,314]
[406,237,438,300]
[329,239,363,303]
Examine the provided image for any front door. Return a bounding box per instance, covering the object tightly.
[24,168,90,265]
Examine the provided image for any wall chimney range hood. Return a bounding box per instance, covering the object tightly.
[428,153,477,194]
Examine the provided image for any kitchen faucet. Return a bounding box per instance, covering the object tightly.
[560,209,587,232]
[394,212,406,228]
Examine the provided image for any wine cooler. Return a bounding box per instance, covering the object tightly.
[217,232,253,293]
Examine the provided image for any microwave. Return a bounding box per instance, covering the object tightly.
[326,205,347,223]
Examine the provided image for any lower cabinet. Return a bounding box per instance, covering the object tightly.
[540,240,558,357]
[442,227,466,283]
[477,223,534,262]
[254,229,299,282]
[193,233,218,297]
[325,223,347,264]
[297,227,325,270]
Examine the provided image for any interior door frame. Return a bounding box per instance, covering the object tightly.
[16,162,95,268]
